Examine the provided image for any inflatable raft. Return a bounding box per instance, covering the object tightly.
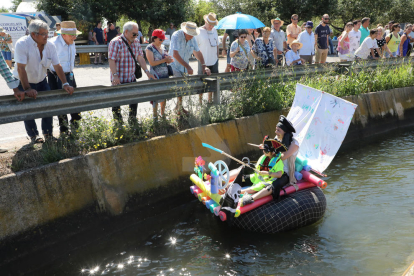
[190,157,327,234]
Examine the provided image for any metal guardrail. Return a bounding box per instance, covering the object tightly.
[75,43,169,53]
[1,58,413,124]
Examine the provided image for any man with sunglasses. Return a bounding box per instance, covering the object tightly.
[13,19,74,143]
[195,13,219,104]
[48,21,82,137]
[286,14,301,49]
[314,14,331,64]
[109,21,155,123]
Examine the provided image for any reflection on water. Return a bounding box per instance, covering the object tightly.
[24,131,414,275]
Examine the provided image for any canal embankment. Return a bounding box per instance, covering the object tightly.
[1,86,414,243]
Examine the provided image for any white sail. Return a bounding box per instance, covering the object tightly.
[287,84,358,173]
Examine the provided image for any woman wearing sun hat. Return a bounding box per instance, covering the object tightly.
[285,39,305,66]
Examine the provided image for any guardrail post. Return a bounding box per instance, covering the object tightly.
[214,76,220,105]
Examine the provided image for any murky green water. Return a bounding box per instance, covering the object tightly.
[16,131,414,275]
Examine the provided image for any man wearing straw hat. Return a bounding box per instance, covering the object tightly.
[170,21,211,115]
[195,12,219,105]
[270,17,287,66]
[48,21,82,136]
[13,19,74,143]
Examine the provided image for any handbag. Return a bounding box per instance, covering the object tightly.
[121,37,142,79]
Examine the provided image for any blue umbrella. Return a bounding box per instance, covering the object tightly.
[215,13,265,30]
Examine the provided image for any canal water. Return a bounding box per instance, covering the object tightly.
[16,130,414,275]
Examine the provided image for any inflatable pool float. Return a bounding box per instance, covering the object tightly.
[190,157,327,234]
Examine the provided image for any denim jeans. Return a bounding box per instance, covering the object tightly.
[47,71,81,133]
[18,78,53,137]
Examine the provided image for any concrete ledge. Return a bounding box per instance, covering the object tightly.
[1,87,414,240]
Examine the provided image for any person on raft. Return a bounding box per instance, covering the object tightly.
[231,135,287,206]
[239,115,299,206]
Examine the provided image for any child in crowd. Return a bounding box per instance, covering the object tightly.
[285,40,306,66]
[337,22,354,61]
[354,29,380,60]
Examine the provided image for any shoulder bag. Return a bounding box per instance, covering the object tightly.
[121,37,142,79]
[150,44,173,76]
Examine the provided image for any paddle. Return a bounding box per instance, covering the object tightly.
[202,143,260,173]
[247,143,261,148]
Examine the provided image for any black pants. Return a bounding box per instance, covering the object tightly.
[271,173,289,202]
[233,165,289,202]
[112,79,137,122]
[47,71,81,133]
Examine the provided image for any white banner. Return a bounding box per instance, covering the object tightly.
[287,84,357,172]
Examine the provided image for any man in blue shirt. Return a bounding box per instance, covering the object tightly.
[314,14,331,64]
[170,21,211,115]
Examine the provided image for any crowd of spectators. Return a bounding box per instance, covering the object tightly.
[1,13,414,152]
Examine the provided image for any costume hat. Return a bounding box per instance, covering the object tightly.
[277,115,296,133]
[261,135,288,153]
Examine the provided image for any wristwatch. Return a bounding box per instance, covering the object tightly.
[144,69,149,73]
[112,73,118,76]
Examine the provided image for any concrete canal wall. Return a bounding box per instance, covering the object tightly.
[1,86,414,241]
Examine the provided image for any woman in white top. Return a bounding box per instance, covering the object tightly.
[354,29,379,60]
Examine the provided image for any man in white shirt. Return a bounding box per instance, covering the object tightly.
[48,21,81,136]
[196,12,219,104]
[270,17,287,65]
[298,21,315,64]
[13,19,74,143]
[348,20,361,55]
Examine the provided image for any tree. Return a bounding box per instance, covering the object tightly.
[211,0,335,28]
[375,0,414,24]
[122,0,193,34]
[190,0,216,26]
[331,0,391,27]
[11,0,22,12]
